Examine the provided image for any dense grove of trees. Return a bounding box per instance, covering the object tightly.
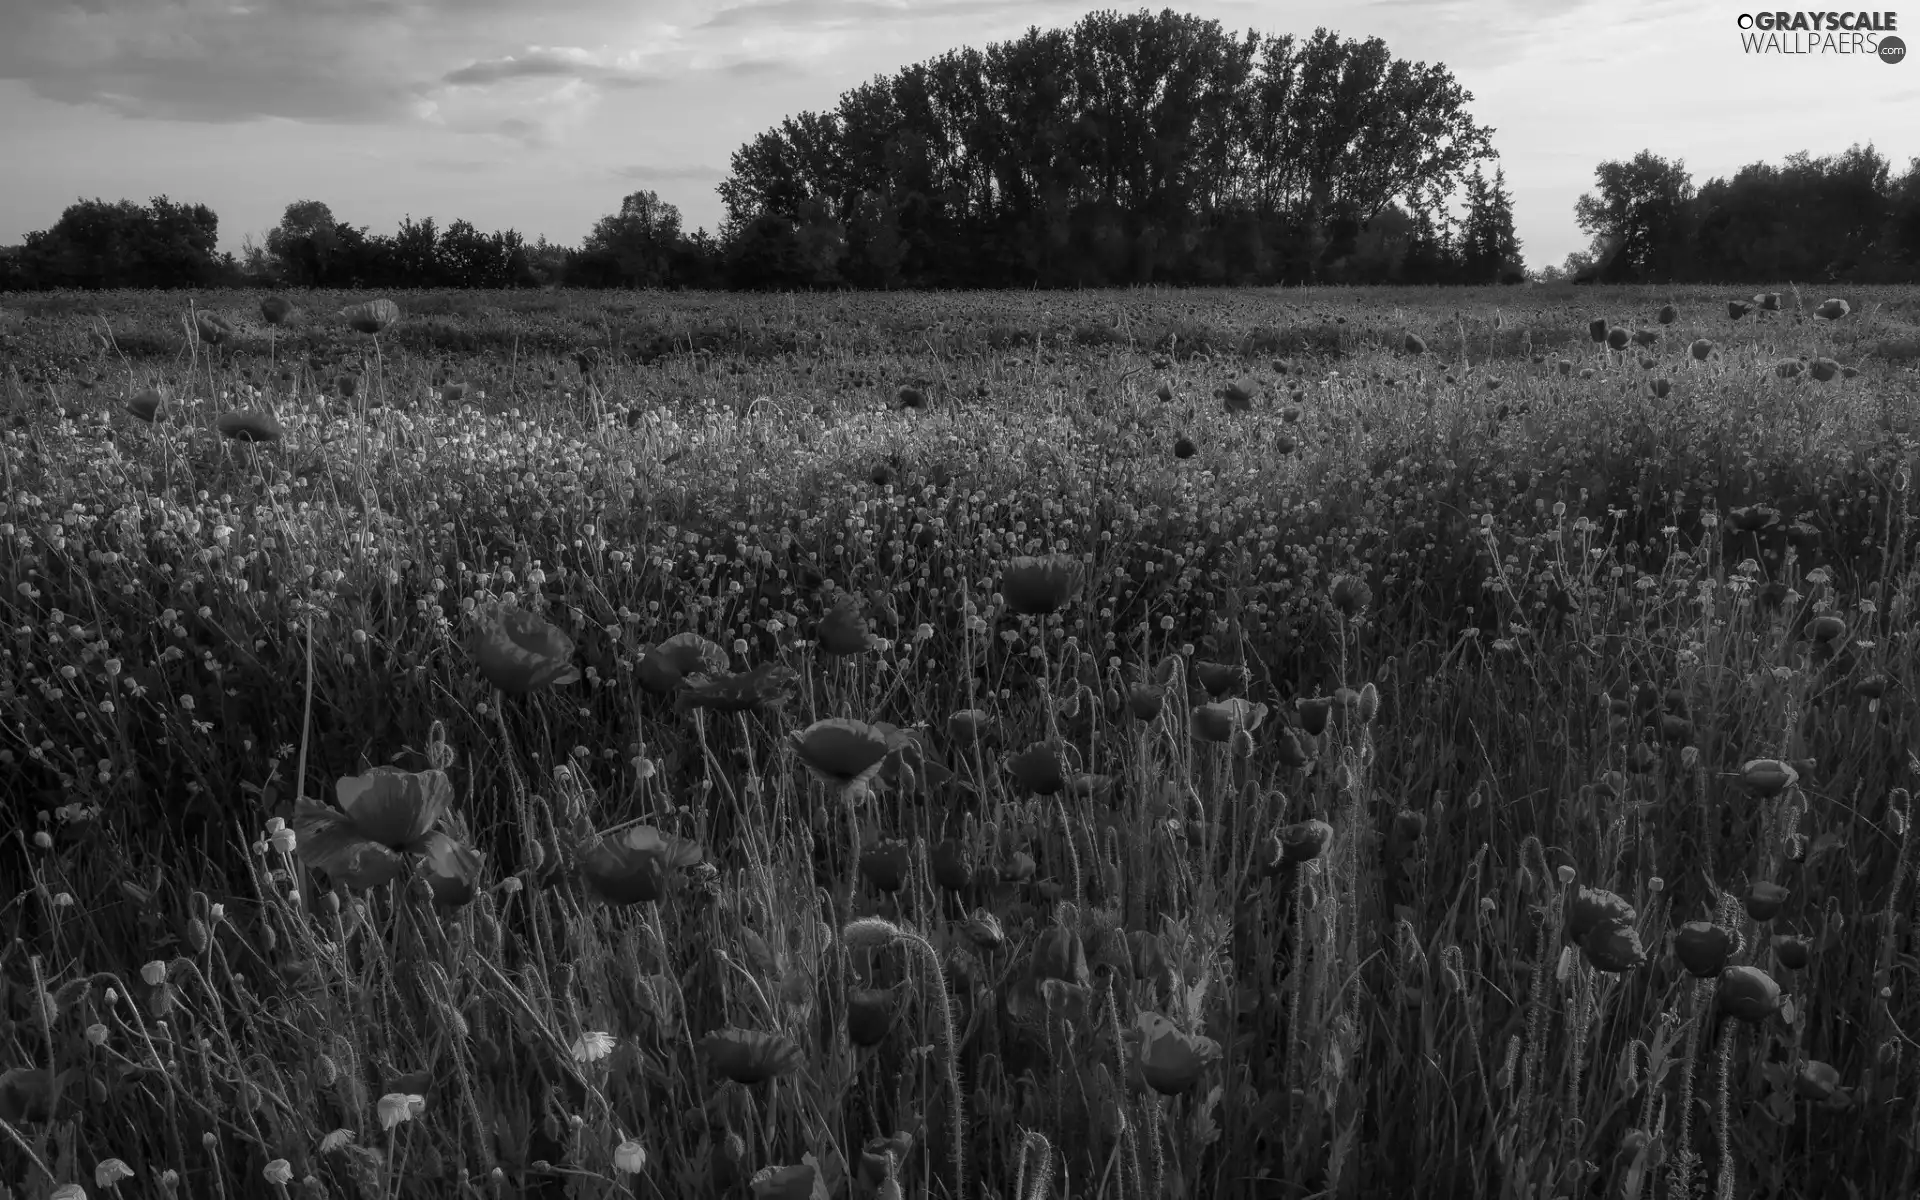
[4,7,1917,292]
[1555,144,1920,284]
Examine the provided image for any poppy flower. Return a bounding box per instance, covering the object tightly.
[638,632,730,695]
[859,839,912,892]
[1192,661,1247,698]
[791,719,894,794]
[1328,572,1374,614]
[1756,292,1781,312]
[846,988,899,1046]
[1190,699,1267,744]
[1587,318,1609,343]
[1716,965,1782,1023]
[1580,923,1647,972]
[1001,555,1083,616]
[1744,881,1789,921]
[946,708,992,747]
[1794,1060,1841,1101]
[701,1028,804,1083]
[294,768,453,889]
[1808,357,1841,382]
[1567,886,1634,940]
[818,592,875,656]
[193,312,235,346]
[420,832,483,908]
[577,825,703,905]
[1220,380,1254,411]
[1127,683,1165,720]
[1271,819,1333,867]
[1174,435,1197,458]
[1774,359,1804,379]
[471,603,580,694]
[750,1164,816,1200]
[1772,934,1810,970]
[1631,329,1659,347]
[342,298,400,335]
[216,411,285,443]
[1030,925,1089,986]
[126,388,163,422]
[1657,304,1677,324]
[1806,615,1846,642]
[1128,1011,1221,1095]
[1673,922,1743,978]
[0,1067,55,1122]
[1606,327,1630,351]
[260,296,293,326]
[678,662,798,715]
[1403,333,1427,354]
[858,1133,914,1188]
[1728,300,1752,319]
[1006,742,1066,795]
[1813,298,1849,321]
[1274,729,1311,768]
[1296,697,1333,736]
[930,839,972,892]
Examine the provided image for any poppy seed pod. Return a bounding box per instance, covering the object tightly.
[1588,318,1609,343]
[1673,921,1743,978]
[1567,886,1635,940]
[1716,965,1782,1023]
[1741,759,1798,798]
[1744,881,1790,921]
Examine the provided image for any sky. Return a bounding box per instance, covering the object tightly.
[0,0,1915,274]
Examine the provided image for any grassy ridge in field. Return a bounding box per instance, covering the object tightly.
[0,285,1917,1200]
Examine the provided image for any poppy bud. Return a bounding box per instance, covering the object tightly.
[1357,682,1379,724]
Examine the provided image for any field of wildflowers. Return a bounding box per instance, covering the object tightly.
[0,283,1916,1200]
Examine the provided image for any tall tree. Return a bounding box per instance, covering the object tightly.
[266,200,341,285]
[1459,166,1522,282]
[1573,152,1694,281]
[578,190,685,287]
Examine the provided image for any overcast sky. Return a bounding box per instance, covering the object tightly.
[0,0,1914,273]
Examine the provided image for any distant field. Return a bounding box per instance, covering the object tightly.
[0,284,1916,1200]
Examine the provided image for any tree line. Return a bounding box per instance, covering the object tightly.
[2,6,1916,291]
[1557,145,1920,284]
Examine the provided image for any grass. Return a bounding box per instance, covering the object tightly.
[0,282,1916,1200]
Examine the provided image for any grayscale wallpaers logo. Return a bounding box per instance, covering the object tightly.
[1736,11,1904,59]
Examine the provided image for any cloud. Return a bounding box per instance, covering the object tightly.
[612,163,726,181]
[441,47,667,90]
[699,0,1060,31]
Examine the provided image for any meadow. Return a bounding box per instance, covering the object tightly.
[0,282,1917,1200]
